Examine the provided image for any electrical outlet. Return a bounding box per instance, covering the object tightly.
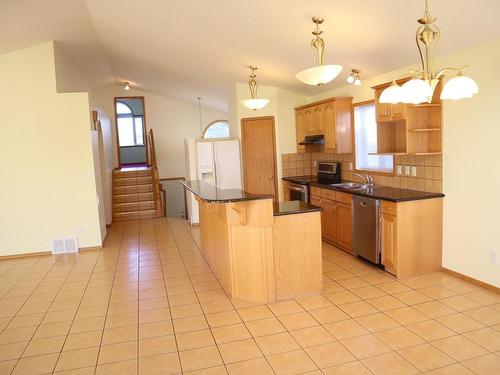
[490,251,498,265]
[405,166,411,176]
[396,165,402,175]
[348,162,353,170]
[313,161,317,168]
[411,166,417,177]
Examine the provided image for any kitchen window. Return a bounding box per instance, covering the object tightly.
[354,102,393,173]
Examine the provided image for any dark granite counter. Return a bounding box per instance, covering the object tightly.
[180,180,273,203]
[309,182,444,202]
[273,201,322,217]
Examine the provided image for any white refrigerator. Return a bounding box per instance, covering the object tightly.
[184,138,242,224]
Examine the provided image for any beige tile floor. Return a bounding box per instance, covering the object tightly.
[0,218,499,375]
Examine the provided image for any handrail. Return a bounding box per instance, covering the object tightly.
[147,129,165,217]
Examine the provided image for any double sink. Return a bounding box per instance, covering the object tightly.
[330,182,372,190]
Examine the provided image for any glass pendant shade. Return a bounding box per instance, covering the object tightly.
[401,79,432,104]
[296,65,343,86]
[354,78,362,86]
[379,81,403,104]
[440,75,479,100]
[240,98,270,110]
[346,75,354,84]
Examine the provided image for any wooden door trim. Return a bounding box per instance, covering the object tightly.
[240,116,279,199]
[113,96,148,168]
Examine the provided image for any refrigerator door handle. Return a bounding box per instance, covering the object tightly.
[213,142,218,188]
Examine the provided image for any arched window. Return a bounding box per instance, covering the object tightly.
[203,120,230,139]
[116,100,144,146]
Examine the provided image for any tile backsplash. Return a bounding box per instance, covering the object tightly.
[282,152,443,193]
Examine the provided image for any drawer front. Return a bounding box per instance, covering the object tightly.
[381,200,397,216]
[335,191,352,205]
[322,189,336,201]
[309,195,322,208]
[310,186,322,198]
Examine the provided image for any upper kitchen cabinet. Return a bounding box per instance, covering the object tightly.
[295,97,353,154]
[372,79,443,156]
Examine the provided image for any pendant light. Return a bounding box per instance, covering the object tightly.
[240,66,269,110]
[124,81,130,90]
[296,17,343,86]
[380,0,478,104]
[197,96,204,137]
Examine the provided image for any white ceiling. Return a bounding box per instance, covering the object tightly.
[2,0,500,111]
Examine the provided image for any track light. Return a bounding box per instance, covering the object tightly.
[347,69,361,86]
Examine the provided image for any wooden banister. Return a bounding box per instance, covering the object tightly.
[147,129,166,217]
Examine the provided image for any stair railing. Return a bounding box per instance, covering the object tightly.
[147,129,166,217]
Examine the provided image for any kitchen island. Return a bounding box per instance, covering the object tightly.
[181,180,322,303]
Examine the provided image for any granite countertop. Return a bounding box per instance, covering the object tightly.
[273,201,323,216]
[309,182,445,202]
[180,180,273,203]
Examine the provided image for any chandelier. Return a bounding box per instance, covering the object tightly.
[380,0,478,104]
[296,17,343,86]
[240,66,270,110]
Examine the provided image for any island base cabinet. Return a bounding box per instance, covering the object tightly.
[198,197,322,304]
[273,212,322,300]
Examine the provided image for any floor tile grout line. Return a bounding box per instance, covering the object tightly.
[91,221,127,375]
[1,255,63,335]
[169,219,231,374]
[45,244,106,372]
[9,252,88,374]
[181,221,278,374]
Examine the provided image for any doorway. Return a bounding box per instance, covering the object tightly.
[241,116,278,199]
[114,97,148,166]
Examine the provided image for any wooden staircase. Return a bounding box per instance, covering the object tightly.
[112,129,165,222]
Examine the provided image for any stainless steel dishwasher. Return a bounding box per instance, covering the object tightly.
[352,195,381,264]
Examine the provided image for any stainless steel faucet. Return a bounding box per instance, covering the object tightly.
[353,173,375,188]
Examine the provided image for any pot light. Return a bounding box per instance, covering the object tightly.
[296,17,343,86]
[240,66,269,111]
[379,0,478,104]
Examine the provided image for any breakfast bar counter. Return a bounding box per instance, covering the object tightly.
[181,180,322,303]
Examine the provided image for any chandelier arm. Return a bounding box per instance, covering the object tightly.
[435,65,469,79]
[429,25,440,78]
[415,26,426,74]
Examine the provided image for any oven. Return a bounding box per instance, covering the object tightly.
[288,182,309,203]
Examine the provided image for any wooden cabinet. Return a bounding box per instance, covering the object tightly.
[295,97,353,154]
[336,202,353,254]
[310,187,352,253]
[321,198,338,244]
[380,198,443,279]
[381,212,397,275]
[372,79,443,156]
[296,110,306,153]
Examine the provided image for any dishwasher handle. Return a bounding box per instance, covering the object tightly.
[359,201,368,207]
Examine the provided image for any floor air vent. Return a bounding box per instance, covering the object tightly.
[52,237,79,254]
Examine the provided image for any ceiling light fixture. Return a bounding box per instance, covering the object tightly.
[296,17,343,86]
[347,69,362,86]
[380,0,478,104]
[240,66,269,110]
[124,81,130,91]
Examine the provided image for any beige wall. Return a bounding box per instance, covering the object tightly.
[91,85,228,179]
[288,38,500,287]
[0,42,103,255]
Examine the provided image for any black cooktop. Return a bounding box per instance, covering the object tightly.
[282,175,317,185]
